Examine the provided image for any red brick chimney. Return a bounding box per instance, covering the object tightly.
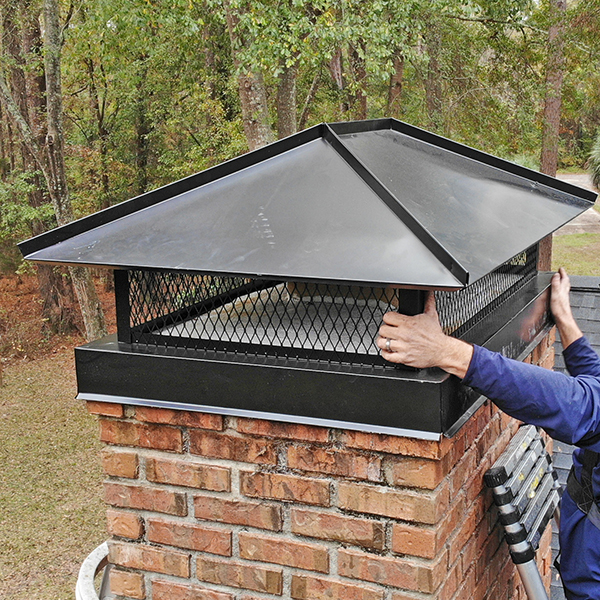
[88,329,556,600]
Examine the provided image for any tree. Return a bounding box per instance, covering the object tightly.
[540,0,567,177]
[0,0,79,331]
[590,131,600,190]
[222,0,274,150]
[0,0,107,340]
[539,0,567,270]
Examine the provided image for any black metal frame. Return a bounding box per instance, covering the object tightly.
[19,118,575,438]
[76,272,554,438]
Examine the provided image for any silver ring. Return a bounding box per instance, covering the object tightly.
[385,338,392,352]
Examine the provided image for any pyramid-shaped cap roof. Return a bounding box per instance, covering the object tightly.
[19,119,595,289]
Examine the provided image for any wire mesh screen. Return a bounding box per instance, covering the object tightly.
[435,245,538,339]
[124,245,538,367]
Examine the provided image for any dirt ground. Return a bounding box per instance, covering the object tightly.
[0,273,115,600]
[0,273,116,367]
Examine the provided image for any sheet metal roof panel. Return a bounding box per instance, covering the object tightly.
[24,137,462,288]
[20,119,595,287]
[339,128,592,282]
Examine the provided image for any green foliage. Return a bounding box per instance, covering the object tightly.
[2,0,600,264]
[0,172,54,243]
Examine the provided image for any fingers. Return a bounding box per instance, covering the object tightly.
[559,267,570,290]
[382,311,408,326]
[552,267,571,293]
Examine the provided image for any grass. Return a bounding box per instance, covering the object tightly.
[0,350,105,600]
[552,233,600,276]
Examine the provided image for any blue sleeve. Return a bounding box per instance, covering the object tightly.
[563,335,600,378]
[463,337,600,451]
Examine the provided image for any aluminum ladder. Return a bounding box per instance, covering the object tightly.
[484,424,561,600]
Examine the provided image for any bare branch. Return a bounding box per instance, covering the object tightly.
[299,69,320,130]
[0,71,47,175]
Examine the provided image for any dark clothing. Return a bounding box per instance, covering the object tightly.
[463,336,600,600]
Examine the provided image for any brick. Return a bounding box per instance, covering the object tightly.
[384,454,450,490]
[109,568,145,599]
[392,492,466,559]
[342,430,453,460]
[291,508,385,550]
[146,457,230,492]
[539,347,555,370]
[391,521,437,560]
[147,517,231,555]
[104,482,187,516]
[135,406,223,430]
[389,592,421,600]
[466,522,496,582]
[338,547,448,594]
[288,446,381,481]
[102,448,139,479]
[100,420,182,452]
[240,471,330,506]
[196,556,282,595]
[438,560,461,600]
[109,541,189,577]
[194,495,282,530]
[107,508,144,539]
[189,430,276,465]
[338,481,448,524]
[87,401,124,417]
[237,418,329,442]
[239,531,329,572]
[291,574,384,600]
[153,580,233,600]
[448,443,477,497]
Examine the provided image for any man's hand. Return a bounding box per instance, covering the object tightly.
[377,292,474,379]
[551,267,582,349]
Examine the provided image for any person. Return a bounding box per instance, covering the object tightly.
[377,268,600,600]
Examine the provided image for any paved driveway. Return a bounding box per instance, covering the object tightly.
[554,173,600,235]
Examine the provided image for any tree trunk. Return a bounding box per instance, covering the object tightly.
[43,0,107,340]
[277,61,298,139]
[540,0,566,177]
[1,0,80,333]
[298,71,319,130]
[424,22,443,132]
[350,42,367,120]
[539,0,567,271]
[135,87,150,195]
[387,50,404,115]
[85,57,111,209]
[202,24,218,101]
[329,48,349,114]
[0,103,8,179]
[223,0,274,151]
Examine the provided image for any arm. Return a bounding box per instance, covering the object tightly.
[464,344,600,450]
[552,268,600,378]
[551,267,583,350]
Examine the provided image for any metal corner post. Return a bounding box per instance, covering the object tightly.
[114,269,132,345]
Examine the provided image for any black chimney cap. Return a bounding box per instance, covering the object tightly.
[19,119,595,289]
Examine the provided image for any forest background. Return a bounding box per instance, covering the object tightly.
[1,2,600,598]
[1,0,600,340]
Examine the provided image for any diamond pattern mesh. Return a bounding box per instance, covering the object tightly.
[124,246,538,367]
[435,246,538,338]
